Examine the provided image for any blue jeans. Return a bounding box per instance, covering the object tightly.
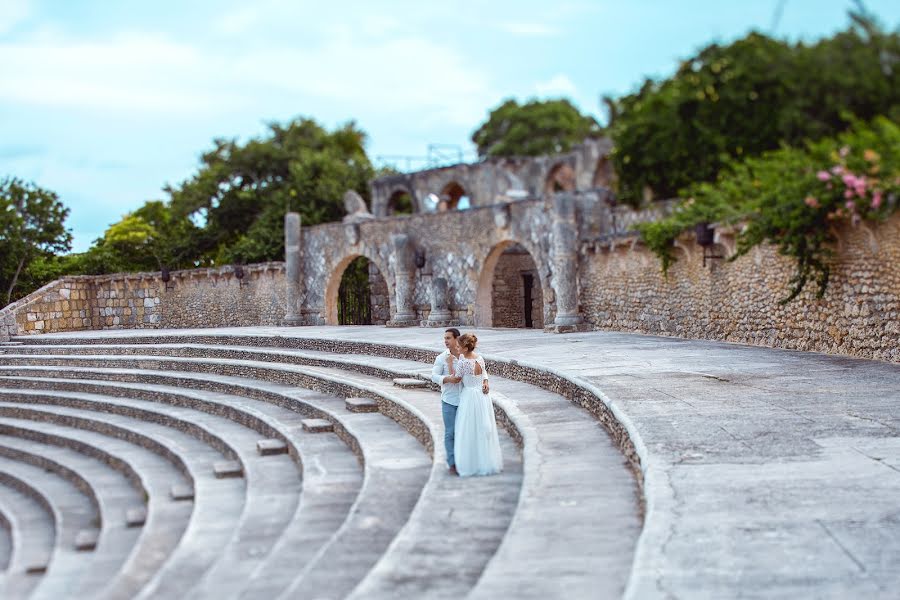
[442,401,458,467]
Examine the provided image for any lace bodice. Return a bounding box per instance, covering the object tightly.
[454,355,488,388]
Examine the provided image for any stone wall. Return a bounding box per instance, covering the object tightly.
[0,263,285,340]
[579,213,900,362]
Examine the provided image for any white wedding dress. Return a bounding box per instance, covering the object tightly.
[453,355,503,477]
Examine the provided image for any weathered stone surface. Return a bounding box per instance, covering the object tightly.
[392,378,427,389]
[256,438,288,456]
[170,483,195,501]
[125,506,147,528]
[212,460,243,479]
[301,418,333,433]
[75,529,99,551]
[344,396,379,413]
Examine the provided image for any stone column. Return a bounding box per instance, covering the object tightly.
[283,212,303,325]
[423,277,457,327]
[549,194,586,331]
[387,233,418,326]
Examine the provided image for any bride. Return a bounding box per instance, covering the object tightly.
[446,333,503,477]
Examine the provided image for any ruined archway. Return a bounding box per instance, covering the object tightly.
[439,181,468,211]
[545,163,576,195]
[593,155,614,189]
[475,241,544,328]
[324,255,390,325]
[387,188,415,216]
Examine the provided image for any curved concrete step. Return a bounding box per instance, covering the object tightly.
[0,403,246,596]
[0,454,99,599]
[0,349,526,598]
[0,478,55,598]
[0,510,10,572]
[0,436,142,598]
[0,370,362,595]
[0,415,190,600]
[2,341,641,596]
[0,363,430,599]
[0,375,363,598]
[0,386,304,597]
[10,336,642,597]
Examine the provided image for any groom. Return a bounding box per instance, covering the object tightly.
[431,328,462,476]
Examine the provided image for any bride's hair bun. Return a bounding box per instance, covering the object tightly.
[458,333,477,351]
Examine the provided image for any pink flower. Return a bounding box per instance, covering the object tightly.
[844,189,855,199]
[839,146,850,158]
[805,196,820,208]
[842,173,858,188]
[872,192,883,209]
[845,200,856,211]
[830,165,845,176]
[816,170,831,181]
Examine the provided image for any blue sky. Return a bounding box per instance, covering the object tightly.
[2,0,899,252]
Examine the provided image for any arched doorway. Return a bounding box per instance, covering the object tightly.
[593,155,614,189]
[475,241,544,328]
[326,256,390,325]
[439,181,469,211]
[387,189,414,216]
[545,163,576,195]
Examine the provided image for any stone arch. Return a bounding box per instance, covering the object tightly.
[439,181,468,211]
[387,187,416,216]
[545,163,577,195]
[324,252,391,325]
[592,155,614,189]
[475,240,546,328]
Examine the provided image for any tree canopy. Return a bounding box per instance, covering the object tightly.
[0,178,72,305]
[471,98,601,158]
[609,12,900,205]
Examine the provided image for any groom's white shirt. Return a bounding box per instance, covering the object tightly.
[431,350,461,407]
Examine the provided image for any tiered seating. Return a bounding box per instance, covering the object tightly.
[0,331,641,599]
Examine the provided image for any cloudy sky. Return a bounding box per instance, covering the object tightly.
[2,0,899,251]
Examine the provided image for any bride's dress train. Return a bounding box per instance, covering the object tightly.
[453,355,503,477]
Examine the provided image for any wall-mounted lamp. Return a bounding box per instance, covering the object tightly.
[414,248,426,271]
[234,264,245,287]
[695,223,723,267]
[160,267,171,283]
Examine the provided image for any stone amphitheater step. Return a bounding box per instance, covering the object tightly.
[0,361,430,599]
[0,387,307,599]
[2,339,640,597]
[0,478,55,598]
[0,402,249,600]
[0,415,192,600]
[0,510,11,571]
[0,435,143,599]
[0,454,98,599]
[0,373,366,597]
[0,345,526,598]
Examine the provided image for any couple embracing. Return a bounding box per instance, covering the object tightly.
[431,328,503,477]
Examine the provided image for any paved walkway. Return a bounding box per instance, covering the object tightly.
[14,326,900,599]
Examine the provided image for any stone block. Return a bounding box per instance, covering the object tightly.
[170,483,195,501]
[301,418,334,433]
[75,529,99,551]
[25,556,50,574]
[126,506,147,527]
[213,460,243,479]
[393,378,427,389]
[345,397,379,413]
[256,438,288,456]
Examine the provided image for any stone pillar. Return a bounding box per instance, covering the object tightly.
[422,277,458,327]
[283,212,303,325]
[549,194,587,332]
[387,233,418,327]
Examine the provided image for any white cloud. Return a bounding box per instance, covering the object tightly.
[500,22,560,37]
[0,0,32,35]
[535,73,578,96]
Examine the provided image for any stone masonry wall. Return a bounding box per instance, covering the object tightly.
[579,213,900,362]
[1,263,286,340]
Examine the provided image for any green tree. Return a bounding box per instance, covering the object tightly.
[0,178,72,306]
[609,11,900,205]
[472,98,601,158]
[166,117,374,265]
